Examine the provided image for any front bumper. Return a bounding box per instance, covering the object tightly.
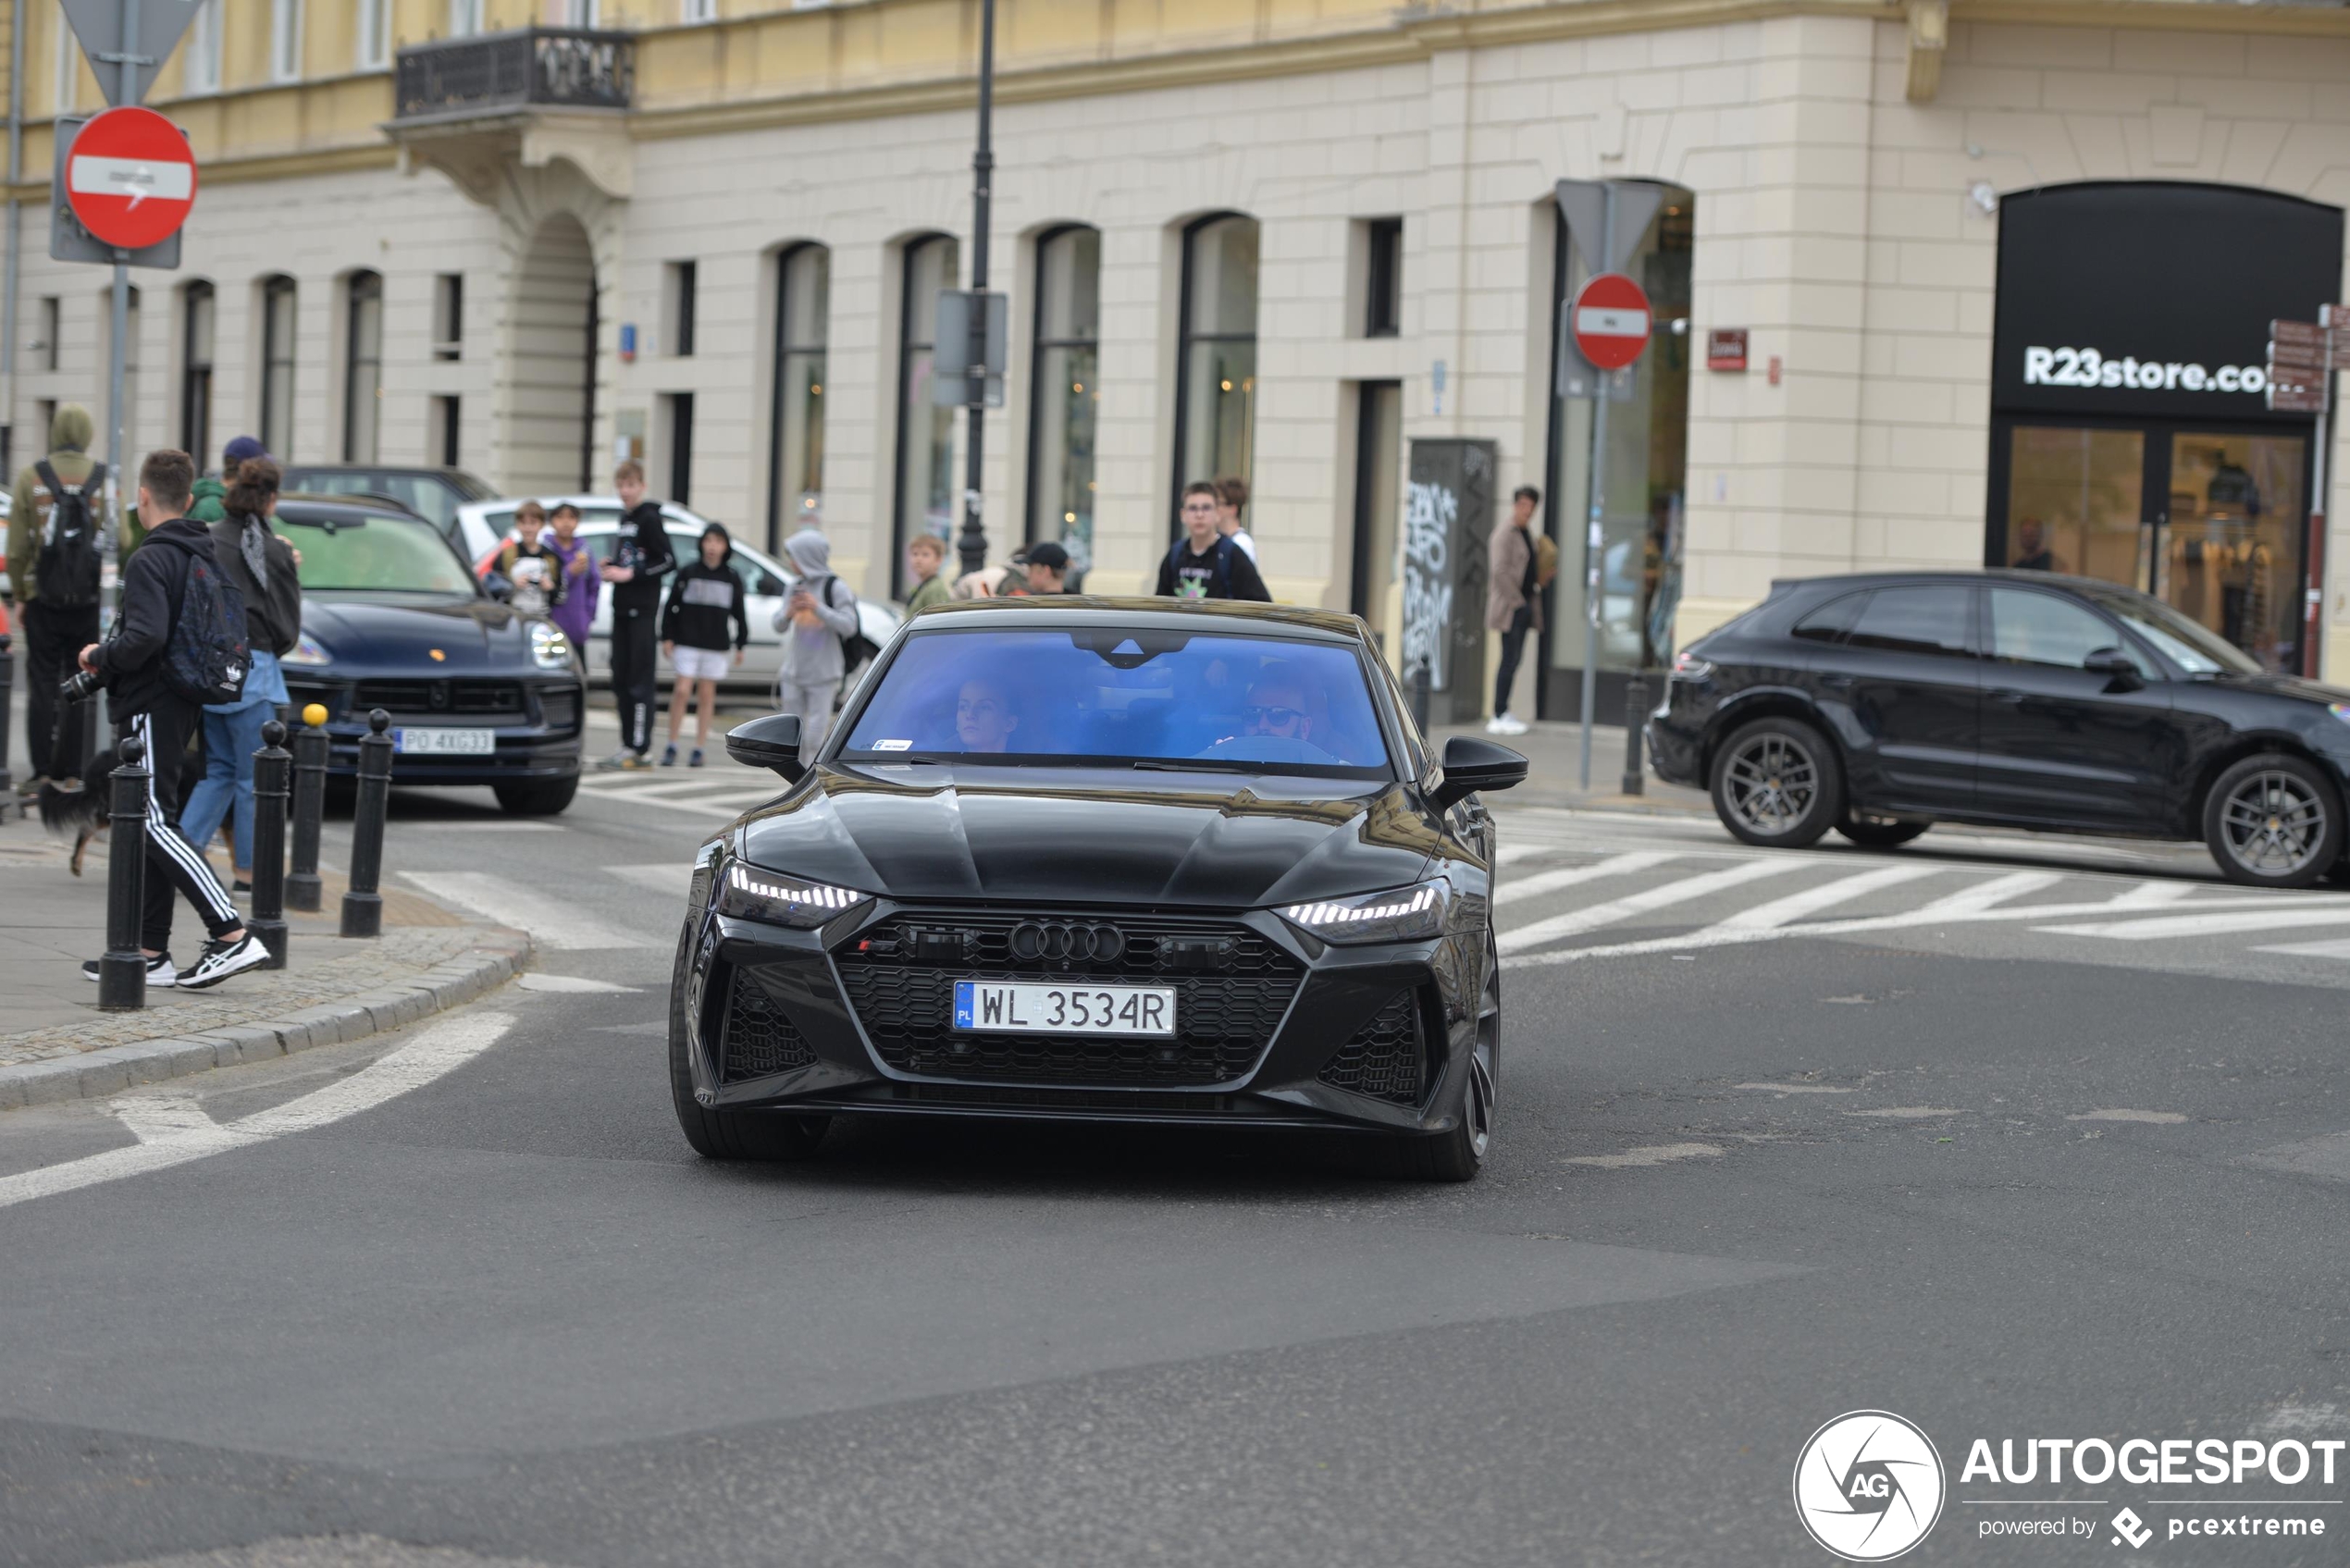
[674,896,1486,1137]
[285,675,585,784]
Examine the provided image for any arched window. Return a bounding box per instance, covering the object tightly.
[1171,213,1258,533]
[893,232,959,596]
[260,275,297,457]
[342,271,383,463]
[767,242,829,551]
[1026,225,1099,574]
[179,280,214,463]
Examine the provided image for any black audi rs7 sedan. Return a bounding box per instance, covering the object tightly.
[273,496,586,815]
[669,599,1528,1179]
[1648,569,2350,888]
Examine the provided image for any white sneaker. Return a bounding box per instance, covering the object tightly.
[176,933,269,990]
[81,952,176,987]
[1492,713,1530,736]
[1484,715,1511,735]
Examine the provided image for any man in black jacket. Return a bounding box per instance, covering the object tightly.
[597,459,674,771]
[1156,481,1271,602]
[76,450,266,990]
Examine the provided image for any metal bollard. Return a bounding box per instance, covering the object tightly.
[249,720,291,969]
[0,627,15,799]
[1411,659,1432,735]
[97,735,151,1011]
[1621,674,1651,796]
[340,708,392,940]
[286,702,328,912]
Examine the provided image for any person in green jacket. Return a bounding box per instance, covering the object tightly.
[904,531,952,614]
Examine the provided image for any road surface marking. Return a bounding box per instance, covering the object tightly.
[2067,1109,2187,1124]
[1565,1142,1723,1168]
[1493,851,1676,908]
[573,785,766,819]
[513,973,639,994]
[1497,858,1801,956]
[2253,937,2350,960]
[1911,870,2064,916]
[400,871,650,948]
[2102,880,2199,908]
[607,863,694,895]
[2034,906,2350,941]
[1711,863,1943,931]
[2238,1131,2350,1182]
[0,1014,513,1213]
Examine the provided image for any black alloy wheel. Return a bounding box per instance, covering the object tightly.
[1372,941,1498,1183]
[1837,811,1929,848]
[2203,753,2344,890]
[1710,716,1844,848]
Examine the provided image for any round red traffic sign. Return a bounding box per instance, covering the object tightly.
[65,106,196,252]
[1571,271,1653,370]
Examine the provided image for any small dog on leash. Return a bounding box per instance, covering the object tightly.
[37,747,119,877]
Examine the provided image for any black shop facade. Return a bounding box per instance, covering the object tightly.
[1986,181,2344,674]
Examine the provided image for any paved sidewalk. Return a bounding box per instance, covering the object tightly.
[0,821,528,1108]
[1429,717,1708,816]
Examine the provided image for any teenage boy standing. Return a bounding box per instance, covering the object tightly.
[597,460,674,770]
[1156,481,1271,601]
[660,524,748,767]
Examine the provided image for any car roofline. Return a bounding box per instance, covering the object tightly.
[899,595,1372,642]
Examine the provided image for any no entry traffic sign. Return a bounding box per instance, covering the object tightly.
[1572,272,1652,371]
[66,107,195,253]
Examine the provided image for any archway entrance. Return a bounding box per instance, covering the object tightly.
[509,215,599,492]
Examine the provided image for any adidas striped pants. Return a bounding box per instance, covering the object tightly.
[121,705,244,953]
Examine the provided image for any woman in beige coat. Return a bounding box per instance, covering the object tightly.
[1484,486,1545,735]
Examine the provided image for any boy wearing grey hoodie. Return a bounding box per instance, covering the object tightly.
[773,528,860,761]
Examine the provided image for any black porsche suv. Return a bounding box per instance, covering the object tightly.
[668,599,1528,1180]
[1647,570,2350,888]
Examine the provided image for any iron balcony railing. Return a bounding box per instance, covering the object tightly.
[393,28,634,121]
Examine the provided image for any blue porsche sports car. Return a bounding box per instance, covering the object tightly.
[274,495,586,815]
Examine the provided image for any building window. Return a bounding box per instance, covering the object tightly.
[1026,225,1099,575]
[260,275,298,458]
[683,0,719,20]
[664,392,695,506]
[343,272,383,463]
[893,232,959,596]
[54,15,77,115]
[433,273,463,361]
[357,0,391,70]
[1172,212,1259,531]
[180,281,215,463]
[665,260,698,358]
[767,242,828,549]
[1363,217,1403,338]
[271,0,303,82]
[560,1,601,25]
[37,296,59,372]
[448,0,485,36]
[184,1,224,94]
[431,396,461,466]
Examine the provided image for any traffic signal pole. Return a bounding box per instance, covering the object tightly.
[957,0,996,579]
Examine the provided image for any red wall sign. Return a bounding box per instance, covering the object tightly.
[65,106,195,252]
[1706,328,1749,371]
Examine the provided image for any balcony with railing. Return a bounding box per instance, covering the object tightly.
[393,28,634,123]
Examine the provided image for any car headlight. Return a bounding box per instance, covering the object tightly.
[528,621,573,670]
[284,632,332,667]
[1670,649,1713,682]
[1280,880,1449,945]
[715,862,873,929]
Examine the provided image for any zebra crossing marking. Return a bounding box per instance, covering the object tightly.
[1493,851,1676,908]
[1496,858,1803,957]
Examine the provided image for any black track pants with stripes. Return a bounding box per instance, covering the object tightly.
[122,703,244,954]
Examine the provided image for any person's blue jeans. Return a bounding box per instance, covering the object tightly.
[179,699,275,874]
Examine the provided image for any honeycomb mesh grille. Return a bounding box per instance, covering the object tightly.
[1317,991,1424,1105]
[835,912,1303,1086]
[720,969,816,1082]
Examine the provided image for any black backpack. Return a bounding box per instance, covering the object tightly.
[1165,535,1239,599]
[31,460,104,609]
[164,548,250,706]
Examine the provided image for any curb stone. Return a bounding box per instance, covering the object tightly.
[0,931,532,1112]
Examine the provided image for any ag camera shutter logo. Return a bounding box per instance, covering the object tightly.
[1793,1411,1948,1562]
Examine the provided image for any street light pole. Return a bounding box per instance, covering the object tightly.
[956,0,996,579]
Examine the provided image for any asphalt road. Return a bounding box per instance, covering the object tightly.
[4,752,2349,1568]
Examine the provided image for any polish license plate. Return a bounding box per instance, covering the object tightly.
[392,728,495,756]
[953,981,1177,1036]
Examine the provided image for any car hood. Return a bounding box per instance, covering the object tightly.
[736,763,1443,908]
[301,595,528,671]
[2199,670,2350,707]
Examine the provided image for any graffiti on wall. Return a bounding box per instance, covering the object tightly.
[1401,479,1456,689]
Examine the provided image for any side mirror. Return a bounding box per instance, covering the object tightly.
[1429,735,1529,812]
[725,712,807,781]
[2084,646,2144,689]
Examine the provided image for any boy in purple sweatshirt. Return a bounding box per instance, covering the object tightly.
[546,501,600,655]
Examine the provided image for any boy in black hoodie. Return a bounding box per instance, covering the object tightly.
[659,524,748,767]
[597,459,674,770]
[75,450,266,991]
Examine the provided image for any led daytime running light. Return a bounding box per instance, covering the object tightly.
[727,864,860,910]
[1283,886,1437,927]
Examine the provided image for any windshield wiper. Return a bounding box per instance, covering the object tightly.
[1132,758,1257,773]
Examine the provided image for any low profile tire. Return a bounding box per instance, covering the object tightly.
[2324,857,2350,889]
[1370,945,1498,1184]
[668,1018,830,1161]
[1836,812,1929,848]
[2203,753,2344,890]
[1709,716,1844,849]
[494,778,578,816]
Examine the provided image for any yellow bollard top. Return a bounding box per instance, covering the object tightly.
[302,703,328,728]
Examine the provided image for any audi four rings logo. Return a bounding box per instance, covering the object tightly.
[1008,921,1126,963]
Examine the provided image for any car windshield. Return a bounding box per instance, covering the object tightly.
[839,627,1394,777]
[289,471,466,531]
[2082,588,2261,675]
[281,514,478,598]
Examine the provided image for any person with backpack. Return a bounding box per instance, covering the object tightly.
[179,457,301,891]
[1484,484,1551,737]
[774,528,860,762]
[659,523,748,768]
[72,449,266,991]
[1156,481,1272,602]
[5,404,105,795]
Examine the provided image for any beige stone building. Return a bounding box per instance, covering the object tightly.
[6,0,2350,715]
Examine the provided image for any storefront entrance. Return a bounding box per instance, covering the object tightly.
[1990,419,2310,672]
[1986,181,2341,674]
